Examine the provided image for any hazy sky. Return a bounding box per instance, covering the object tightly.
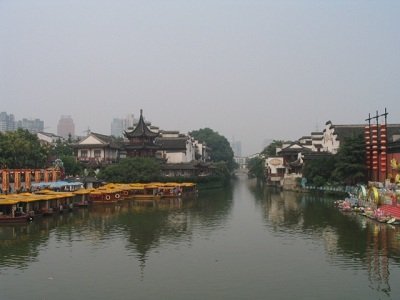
[1,0,399,155]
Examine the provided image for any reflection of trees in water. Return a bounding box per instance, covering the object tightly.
[0,210,90,268]
[118,187,233,271]
[187,187,233,228]
[0,225,44,269]
[251,186,400,297]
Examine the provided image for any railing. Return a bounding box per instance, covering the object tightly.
[303,185,354,193]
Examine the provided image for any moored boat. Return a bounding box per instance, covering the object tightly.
[0,198,33,223]
[0,213,33,223]
[89,190,118,204]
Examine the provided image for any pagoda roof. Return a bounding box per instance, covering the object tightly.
[124,110,159,139]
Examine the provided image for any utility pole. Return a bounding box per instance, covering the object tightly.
[365,113,373,181]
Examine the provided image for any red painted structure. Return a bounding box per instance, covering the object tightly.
[365,122,389,182]
[0,169,61,193]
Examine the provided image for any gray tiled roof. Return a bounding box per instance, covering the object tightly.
[156,137,187,150]
[124,110,159,138]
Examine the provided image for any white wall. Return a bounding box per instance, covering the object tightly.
[322,124,340,154]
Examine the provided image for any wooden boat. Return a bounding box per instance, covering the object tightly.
[89,191,118,205]
[0,198,33,223]
[128,184,161,200]
[74,201,89,208]
[0,213,33,223]
[131,194,161,200]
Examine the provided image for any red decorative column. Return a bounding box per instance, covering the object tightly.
[380,124,387,182]
[25,171,31,191]
[371,124,378,181]
[2,170,9,193]
[365,126,371,178]
[34,170,41,183]
[44,170,49,183]
[14,171,21,192]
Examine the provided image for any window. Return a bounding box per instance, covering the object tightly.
[81,150,88,158]
[94,150,101,158]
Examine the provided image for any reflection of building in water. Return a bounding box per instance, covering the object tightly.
[254,186,400,298]
[365,222,396,295]
[261,190,302,227]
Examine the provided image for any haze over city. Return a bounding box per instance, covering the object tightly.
[1,0,399,155]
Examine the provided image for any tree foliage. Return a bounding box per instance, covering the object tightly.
[60,155,82,176]
[98,157,161,183]
[302,134,366,186]
[0,129,49,169]
[247,156,265,181]
[50,139,74,157]
[332,134,366,185]
[261,140,284,156]
[190,128,235,170]
[48,139,82,176]
[302,156,336,186]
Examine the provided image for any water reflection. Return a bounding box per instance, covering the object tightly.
[0,187,233,274]
[250,183,400,297]
[2,181,400,299]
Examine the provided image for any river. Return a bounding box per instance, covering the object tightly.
[1,176,400,300]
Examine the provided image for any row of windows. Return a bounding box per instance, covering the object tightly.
[80,150,102,158]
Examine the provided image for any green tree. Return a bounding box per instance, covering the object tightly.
[50,138,74,157]
[261,140,284,156]
[48,138,82,176]
[332,134,366,185]
[60,155,82,176]
[190,128,235,170]
[247,156,265,181]
[0,129,49,168]
[302,155,336,186]
[99,157,161,183]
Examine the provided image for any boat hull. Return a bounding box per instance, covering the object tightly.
[0,214,33,224]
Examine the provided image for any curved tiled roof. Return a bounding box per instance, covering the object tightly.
[124,110,159,138]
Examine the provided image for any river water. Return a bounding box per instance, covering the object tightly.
[1,176,400,300]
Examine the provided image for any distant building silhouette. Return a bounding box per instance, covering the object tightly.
[57,115,75,139]
[111,118,124,137]
[111,114,136,137]
[17,118,44,133]
[1,112,44,133]
[0,112,16,132]
[230,138,242,157]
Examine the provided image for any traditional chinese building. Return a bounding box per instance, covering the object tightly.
[74,132,121,166]
[124,110,160,157]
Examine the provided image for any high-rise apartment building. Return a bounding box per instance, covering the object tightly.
[231,139,242,157]
[110,114,136,137]
[0,112,16,132]
[57,115,75,138]
[17,118,44,133]
[0,112,45,133]
[111,118,124,137]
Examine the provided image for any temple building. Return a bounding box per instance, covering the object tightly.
[124,110,160,157]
